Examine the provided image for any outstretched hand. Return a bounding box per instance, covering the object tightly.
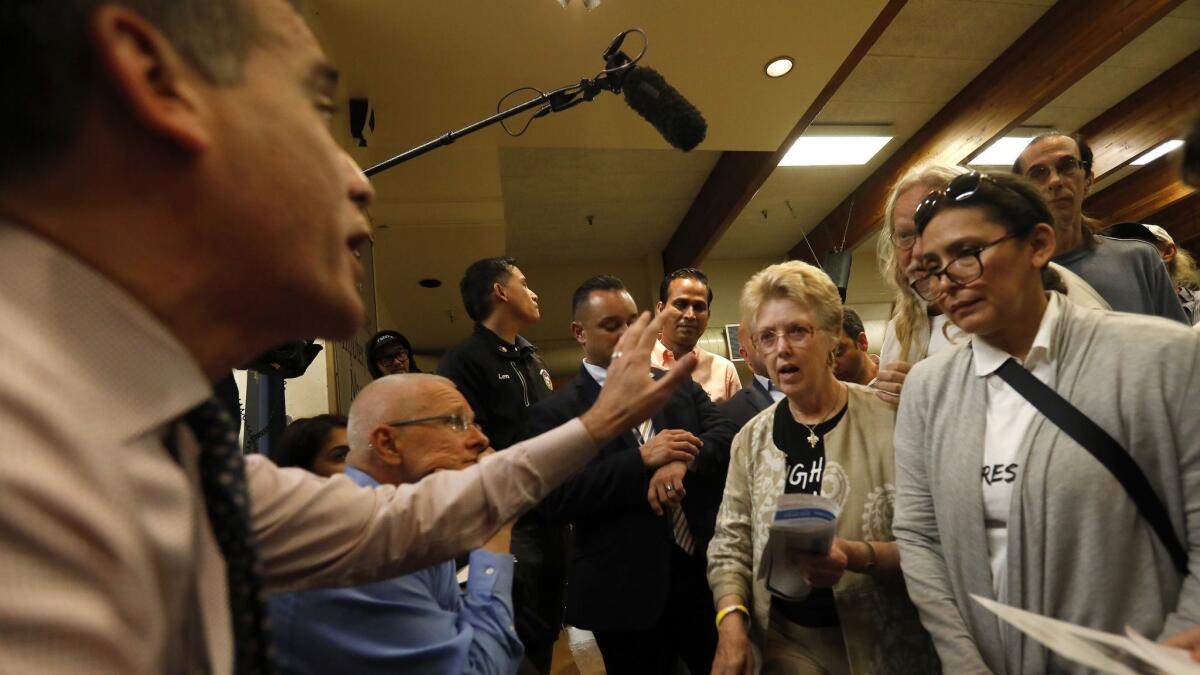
[581,309,697,447]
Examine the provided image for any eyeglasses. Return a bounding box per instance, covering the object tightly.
[376,352,410,365]
[909,233,1018,302]
[752,324,815,354]
[385,414,480,433]
[1023,155,1089,185]
[890,230,917,251]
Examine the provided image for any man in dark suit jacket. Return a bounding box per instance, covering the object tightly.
[719,323,781,429]
[529,275,735,675]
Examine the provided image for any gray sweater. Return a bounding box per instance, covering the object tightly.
[893,296,1200,674]
[1053,235,1188,323]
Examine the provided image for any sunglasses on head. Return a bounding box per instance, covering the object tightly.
[912,171,991,233]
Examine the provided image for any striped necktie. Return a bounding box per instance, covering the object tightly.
[183,399,275,675]
[637,419,695,555]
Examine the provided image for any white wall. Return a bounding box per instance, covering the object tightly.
[232,340,333,441]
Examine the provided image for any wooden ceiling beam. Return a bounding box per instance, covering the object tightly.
[1147,191,1200,245]
[1078,48,1200,179]
[787,0,1182,265]
[659,0,908,273]
[1084,150,1195,225]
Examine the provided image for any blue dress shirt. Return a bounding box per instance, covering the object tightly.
[268,467,523,675]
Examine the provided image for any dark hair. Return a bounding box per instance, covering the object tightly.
[841,308,865,339]
[1011,131,1094,176]
[571,275,627,318]
[0,0,292,182]
[659,267,713,305]
[365,330,420,379]
[459,256,516,322]
[917,172,1066,293]
[274,414,348,471]
[915,172,1054,238]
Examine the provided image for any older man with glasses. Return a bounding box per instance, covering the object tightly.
[268,373,523,675]
[1013,133,1187,322]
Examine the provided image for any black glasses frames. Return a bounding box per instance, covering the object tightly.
[909,232,1019,302]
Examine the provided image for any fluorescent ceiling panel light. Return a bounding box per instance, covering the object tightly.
[779,136,892,166]
[969,136,1035,166]
[1131,140,1183,166]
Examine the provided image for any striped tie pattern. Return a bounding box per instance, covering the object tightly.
[637,419,695,556]
[184,398,275,675]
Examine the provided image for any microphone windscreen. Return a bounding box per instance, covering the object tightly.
[622,66,707,152]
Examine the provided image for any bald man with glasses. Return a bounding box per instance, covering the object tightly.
[269,374,523,675]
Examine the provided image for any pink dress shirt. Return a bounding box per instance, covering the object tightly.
[650,339,742,403]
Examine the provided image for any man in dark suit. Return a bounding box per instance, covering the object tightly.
[720,323,783,429]
[529,275,735,675]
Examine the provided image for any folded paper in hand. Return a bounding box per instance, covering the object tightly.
[971,594,1200,675]
[757,494,839,601]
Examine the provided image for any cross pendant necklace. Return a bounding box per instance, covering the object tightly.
[800,424,820,448]
[794,385,843,449]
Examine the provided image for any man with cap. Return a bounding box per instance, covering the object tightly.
[1107,223,1200,325]
[367,329,420,377]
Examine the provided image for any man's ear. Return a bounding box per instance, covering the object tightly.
[570,321,586,346]
[1083,170,1095,196]
[856,332,870,353]
[1162,242,1178,265]
[655,301,665,314]
[370,427,404,466]
[1030,222,1057,268]
[89,4,211,153]
[493,281,509,305]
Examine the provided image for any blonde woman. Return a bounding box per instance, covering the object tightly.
[873,164,1109,404]
[707,261,936,675]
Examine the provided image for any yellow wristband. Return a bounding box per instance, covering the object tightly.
[715,604,750,629]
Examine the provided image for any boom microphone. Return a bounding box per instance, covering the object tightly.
[619,65,707,152]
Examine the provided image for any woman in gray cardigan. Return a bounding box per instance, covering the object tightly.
[893,171,1200,674]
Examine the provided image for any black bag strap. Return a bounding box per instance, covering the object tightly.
[995,358,1188,575]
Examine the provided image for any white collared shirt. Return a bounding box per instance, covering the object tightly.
[582,359,608,387]
[754,374,786,403]
[972,292,1062,602]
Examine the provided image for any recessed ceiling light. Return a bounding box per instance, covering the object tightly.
[1131,139,1183,166]
[418,278,442,289]
[779,136,892,166]
[765,57,794,78]
[969,136,1036,166]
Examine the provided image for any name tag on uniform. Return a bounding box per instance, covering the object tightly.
[497,373,511,380]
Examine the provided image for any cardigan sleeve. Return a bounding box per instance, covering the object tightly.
[893,372,992,674]
[706,425,756,606]
[1162,329,1200,636]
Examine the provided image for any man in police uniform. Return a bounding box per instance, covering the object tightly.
[437,256,559,674]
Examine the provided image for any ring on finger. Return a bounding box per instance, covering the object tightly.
[612,350,623,360]
[665,484,674,492]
